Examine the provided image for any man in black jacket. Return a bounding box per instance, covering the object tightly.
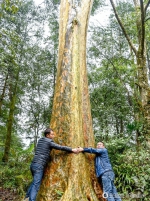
[25,128,78,201]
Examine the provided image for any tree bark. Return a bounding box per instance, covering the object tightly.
[134,0,150,143]
[37,0,104,200]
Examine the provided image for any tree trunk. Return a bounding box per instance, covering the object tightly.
[147,52,150,80]
[0,73,8,116]
[37,0,104,200]
[134,0,150,143]
[2,69,19,162]
[109,0,150,143]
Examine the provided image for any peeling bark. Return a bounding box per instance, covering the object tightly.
[37,0,104,200]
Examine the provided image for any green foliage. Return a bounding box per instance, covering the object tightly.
[55,189,64,200]
[87,6,138,138]
[90,1,150,199]
[115,150,150,200]
[91,0,105,15]
[88,59,135,137]
[0,144,34,197]
[103,138,150,200]
[1,0,19,15]
[0,0,58,155]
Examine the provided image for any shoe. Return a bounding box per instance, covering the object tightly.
[24,196,29,201]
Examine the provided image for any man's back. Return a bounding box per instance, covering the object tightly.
[32,137,52,166]
[32,137,72,167]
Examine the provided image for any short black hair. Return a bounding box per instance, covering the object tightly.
[97,141,105,146]
[44,128,52,137]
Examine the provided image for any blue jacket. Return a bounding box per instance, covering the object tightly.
[83,147,113,177]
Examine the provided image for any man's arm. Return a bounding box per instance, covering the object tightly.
[50,141,78,153]
[78,147,105,154]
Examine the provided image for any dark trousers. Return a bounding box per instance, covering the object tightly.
[26,163,44,201]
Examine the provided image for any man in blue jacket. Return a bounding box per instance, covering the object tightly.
[25,128,78,201]
[78,142,122,201]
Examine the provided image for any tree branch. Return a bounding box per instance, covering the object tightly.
[106,56,133,107]
[140,0,145,57]
[145,16,150,22]
[145,0,150,13]
[109,0,137,55]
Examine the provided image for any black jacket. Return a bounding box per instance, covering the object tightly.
[32,137,72,166]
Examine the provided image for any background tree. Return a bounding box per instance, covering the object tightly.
[0,0,58,160]
[87,1,150,199]
[87,23,136,140]
[109,0,150,145]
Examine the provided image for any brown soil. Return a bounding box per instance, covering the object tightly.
[0,187,21,201]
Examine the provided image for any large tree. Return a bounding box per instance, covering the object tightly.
[37,0,104,200]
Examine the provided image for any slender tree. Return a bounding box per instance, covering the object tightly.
[1,0,42,162]
[109,0,150,144]
[0,74,8,116]
[37,0,104,200]
[2,66,20,162]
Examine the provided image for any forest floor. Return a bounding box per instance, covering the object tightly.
[0,187,22,201]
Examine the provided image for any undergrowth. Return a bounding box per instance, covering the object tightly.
[0,144,34,199]
[0,139,150,201]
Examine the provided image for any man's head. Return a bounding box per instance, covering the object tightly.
[97,142,105,149]
[44,128,55,139]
